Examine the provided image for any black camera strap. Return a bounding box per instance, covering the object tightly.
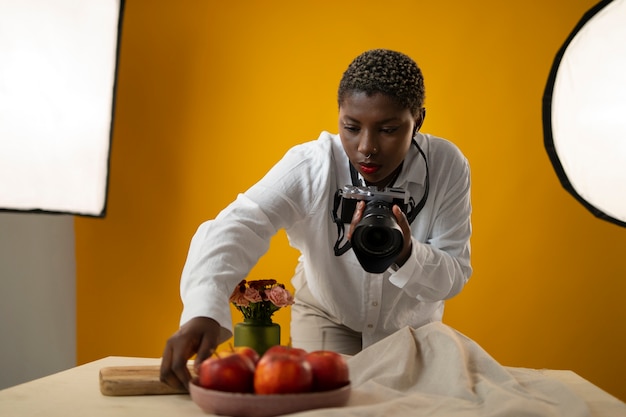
[331,138,430,257]
[407,139,430,223]
[332,189,352,255]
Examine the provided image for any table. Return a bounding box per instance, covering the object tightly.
[1,356,625,417]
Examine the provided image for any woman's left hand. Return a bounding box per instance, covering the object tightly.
[392,204,412,268]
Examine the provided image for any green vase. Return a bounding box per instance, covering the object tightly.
[234,319,280,356]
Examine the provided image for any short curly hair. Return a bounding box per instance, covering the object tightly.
[338,49,425,117]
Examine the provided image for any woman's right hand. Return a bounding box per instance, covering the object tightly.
[159,316,221,390]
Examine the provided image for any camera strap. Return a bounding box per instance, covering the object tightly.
[331,188,352,256]
[331,139,430,257]
[407,139,430,224]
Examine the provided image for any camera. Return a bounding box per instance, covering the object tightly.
[338,185,410,273]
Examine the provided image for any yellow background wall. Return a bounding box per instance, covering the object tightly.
[75,0,626,402]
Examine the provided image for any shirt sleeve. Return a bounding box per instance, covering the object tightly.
[178,193,278,342]
[388,146,472,302]
[178,140,327,340]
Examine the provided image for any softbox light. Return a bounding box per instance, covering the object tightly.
[0,0,124,217]
[543,0,626,227]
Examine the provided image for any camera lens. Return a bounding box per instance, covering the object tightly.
[360,226,393,255]
[351,201,404,273]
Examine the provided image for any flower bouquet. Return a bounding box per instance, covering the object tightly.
[229,279,294,355]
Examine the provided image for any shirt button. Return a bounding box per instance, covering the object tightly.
[372,301,378,307]
[367,324,373,328]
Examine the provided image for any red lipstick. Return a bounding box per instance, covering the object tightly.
[360,164,380,174]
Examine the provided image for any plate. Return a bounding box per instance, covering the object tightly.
[189,381,351,417]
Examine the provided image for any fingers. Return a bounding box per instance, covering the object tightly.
[392,204,410,235]
[392,204,412,266]
[170,344,194,390]
[159,335,190,391]
[160,317,221,390]
[194,334,216,372]
[347,201,365,240]
[159,343,176,387]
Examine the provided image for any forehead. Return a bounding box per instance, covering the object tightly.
[339,91,413,122]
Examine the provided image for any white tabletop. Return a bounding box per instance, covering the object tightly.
[0,357,201,417]
[1,356,625,417]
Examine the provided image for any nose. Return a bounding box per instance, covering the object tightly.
[357,129,379,156]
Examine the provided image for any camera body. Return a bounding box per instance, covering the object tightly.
[339,185,410,223]
[338,185,410,273]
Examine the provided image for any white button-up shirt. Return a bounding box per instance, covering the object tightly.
[180,131,472,347]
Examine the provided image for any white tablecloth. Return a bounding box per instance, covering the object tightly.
[335,323,624,416]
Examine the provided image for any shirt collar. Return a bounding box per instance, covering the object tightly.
[394,132,428,188]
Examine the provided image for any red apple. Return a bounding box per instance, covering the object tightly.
[254,348,313,394]
[197,353,255,393]
[263,345,307,359]
[305,350,350,391]
[231,346,260,365]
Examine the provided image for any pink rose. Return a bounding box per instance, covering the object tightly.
[229,290,249,307]
[229,280,250,306]
[244,287,262,303]
[267,286,294,308]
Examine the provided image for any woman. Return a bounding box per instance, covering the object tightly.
[160,49,472,390]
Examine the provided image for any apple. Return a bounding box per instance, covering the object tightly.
[262,345,307,359]
[197,352,255,393]
[254,347,313,394]
[231,346,260,365]
[305,350,350,391]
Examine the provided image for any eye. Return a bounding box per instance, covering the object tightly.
[343,124,360,133]
[380,126,399,134]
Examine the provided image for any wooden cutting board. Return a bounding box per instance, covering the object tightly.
[99,365,195,396]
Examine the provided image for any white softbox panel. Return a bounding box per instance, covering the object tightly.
[0,0,124,217]
[543,0,626,227]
